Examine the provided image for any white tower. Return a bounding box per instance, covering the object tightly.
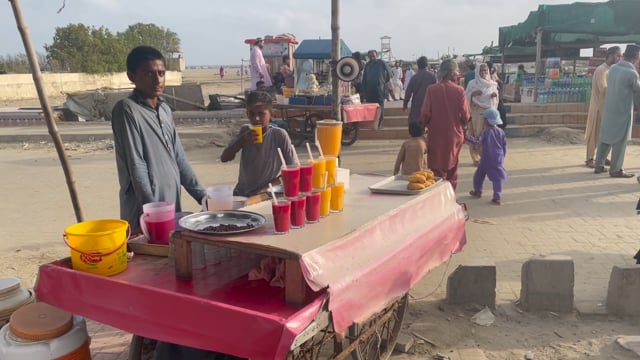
[380,36,392,62]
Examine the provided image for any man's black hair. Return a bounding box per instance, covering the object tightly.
[126,46,165,73]
[623,44,639,59]
[417,56,428,69]
[408,121,424,137]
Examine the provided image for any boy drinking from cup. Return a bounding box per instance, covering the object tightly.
[221,91,296,197]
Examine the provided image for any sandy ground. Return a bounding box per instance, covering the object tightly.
[1,134,640,359]
[2,70,639,359]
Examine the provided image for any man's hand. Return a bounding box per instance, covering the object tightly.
[472,90,482,97]
[491,92,498,98]
[259,72,264,80]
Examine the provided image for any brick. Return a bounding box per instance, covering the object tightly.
[394,333,414,353]
[606,265,640,316]
[446,261,496,309]
[520,255,574,312]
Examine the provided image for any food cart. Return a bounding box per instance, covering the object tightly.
[272,102,381,147]
[35,175,467,359]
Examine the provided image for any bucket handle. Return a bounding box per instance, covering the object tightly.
[63,225,131,258]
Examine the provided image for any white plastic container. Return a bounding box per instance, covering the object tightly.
[0,303,91,360]
[0,278,35,326]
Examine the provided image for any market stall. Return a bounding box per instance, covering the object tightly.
[35,174,466,360]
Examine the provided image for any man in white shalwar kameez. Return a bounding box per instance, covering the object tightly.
[594,45,640,178]
[584,46,621,168]
[250,38,272,90]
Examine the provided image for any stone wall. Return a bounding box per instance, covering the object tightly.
[0,71,182,101]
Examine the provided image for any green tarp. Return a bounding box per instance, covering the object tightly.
[499,0,640,48]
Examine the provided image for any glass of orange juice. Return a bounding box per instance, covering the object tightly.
[250,125,263,144]
[319,186,332,217]
[325,156,338,185]
[330,182,345,212]
[311,158,326,189]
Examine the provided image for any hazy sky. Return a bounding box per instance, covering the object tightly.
[2,0,606,66]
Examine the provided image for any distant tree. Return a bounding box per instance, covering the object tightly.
[41,22,179,73]
[45,24,128,73]
[118,23,181,59]
[0,52,46,73]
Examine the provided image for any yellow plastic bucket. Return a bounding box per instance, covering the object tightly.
[63,219,129,277]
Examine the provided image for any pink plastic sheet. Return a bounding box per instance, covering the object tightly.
[300,179,466,333]
[36,256,325,360]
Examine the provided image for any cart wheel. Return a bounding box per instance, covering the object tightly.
[128,335,157,360]
[346,294,408,360]
[341,123,359,146]
[286,316,337,360]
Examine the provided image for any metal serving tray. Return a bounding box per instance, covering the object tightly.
[368,175,442,195]
[178,211,266,235]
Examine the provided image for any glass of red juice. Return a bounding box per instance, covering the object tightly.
[299,162,313,193]
[290,195,306,228]
[272,199,291,234]
[281,164,301,198]
[305,191,321,224]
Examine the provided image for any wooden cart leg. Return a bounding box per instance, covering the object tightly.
[173,233,193,280]
[285,259,307,307]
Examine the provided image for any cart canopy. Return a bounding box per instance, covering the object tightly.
[293,39,352,59]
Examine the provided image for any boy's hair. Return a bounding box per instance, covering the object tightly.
[246,91,273,109]
[408,121,424,137]
[256,80,265,87]
[126,46,165,73]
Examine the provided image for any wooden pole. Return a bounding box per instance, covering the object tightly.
[533,28,543,103]
[331,0,341,121]
[9,0,84,222]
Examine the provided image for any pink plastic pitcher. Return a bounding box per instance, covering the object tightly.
[139,201,175,245]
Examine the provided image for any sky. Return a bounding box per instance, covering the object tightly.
[1,0,607,66]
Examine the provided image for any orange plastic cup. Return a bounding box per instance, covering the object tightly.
[250,125,263,144]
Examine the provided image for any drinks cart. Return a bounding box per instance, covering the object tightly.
[35,174,466,359]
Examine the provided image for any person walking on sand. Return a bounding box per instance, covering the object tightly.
[250,37,272,90]
[362,49,392,128]
[403,56,436,124]
[594,44,640,178]
[421,59,471,190]
[584,46,621,168]
[467,108,507,206]
[465,63,499,166]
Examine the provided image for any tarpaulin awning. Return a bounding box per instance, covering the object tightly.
[499,0,640,48]
[293,39,351,59]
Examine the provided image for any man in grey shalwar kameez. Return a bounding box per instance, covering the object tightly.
[594,44,640,178]
[112,46,206,231]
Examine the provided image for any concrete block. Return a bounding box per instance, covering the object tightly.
[394,333,414,353]
[606,265,640,316]
[520,255,574,312]
[446,261,496,309]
